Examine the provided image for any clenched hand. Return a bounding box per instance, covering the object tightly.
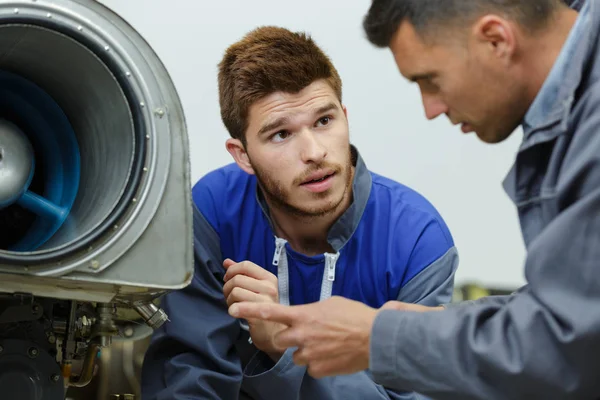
[223,259,287,361]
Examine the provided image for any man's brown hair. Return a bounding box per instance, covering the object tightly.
[218,26,343,145]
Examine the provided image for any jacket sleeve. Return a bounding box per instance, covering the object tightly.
[369,107,600,399]
[387,218,459,399]
[141,205,243,399]
[241,216,458,400]
[395,225,459,308]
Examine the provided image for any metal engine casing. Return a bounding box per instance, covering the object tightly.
[0,1,194,398]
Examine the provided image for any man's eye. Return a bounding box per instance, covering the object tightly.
[317,116,331,126]
[419,79,439,93]
[272,131,290,142]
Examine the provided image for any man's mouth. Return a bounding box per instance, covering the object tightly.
[452,119,474,134]
[461,123,474,133]
[301,171,335,185]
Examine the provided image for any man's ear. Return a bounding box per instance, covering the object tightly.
[471,15,516,65]
[342,105,348,119]
[226,138,255,175]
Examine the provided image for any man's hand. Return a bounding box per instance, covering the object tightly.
[228,296,376,378]
[228,296,443,378]
[222,259,286,361]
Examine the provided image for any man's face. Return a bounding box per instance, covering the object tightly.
[389,21,528,143]
[237,80,353,218]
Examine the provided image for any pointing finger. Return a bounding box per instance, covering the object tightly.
[229,302,299,326]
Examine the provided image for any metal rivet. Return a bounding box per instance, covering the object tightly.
[143,167,148,172]
[140,102,145,108]
[14,8,19,14]
[125,71,131,77]
[77,26,83,31]
[132,198,137,203]
[145,135,150,140]
[154,108,165,118]
[104,46,110,51]
[28,347,39,358]
[47,13,52,18]
[113,225,119,230]
[51,374,60,382]
[90,260,100,270]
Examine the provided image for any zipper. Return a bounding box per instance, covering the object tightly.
[324,252,339,282]
[272,237,286,266]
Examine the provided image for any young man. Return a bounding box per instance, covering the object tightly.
[141,26,458,400]
[230,0,600,399]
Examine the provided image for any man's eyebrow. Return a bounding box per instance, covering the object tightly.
[258,116,289,136]
[313,102,339,116]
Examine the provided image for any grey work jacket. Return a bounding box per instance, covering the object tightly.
[370,0,600,398]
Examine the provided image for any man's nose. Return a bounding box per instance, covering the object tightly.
[300,130,327,164]
[422,93,449,120]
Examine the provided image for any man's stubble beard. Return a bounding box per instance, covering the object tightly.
[251,148,354,219]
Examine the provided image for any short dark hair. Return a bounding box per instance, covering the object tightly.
[218,26,342,144]
[363,0,566,47]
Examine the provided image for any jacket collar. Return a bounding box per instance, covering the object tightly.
[519,0,596,151]
[503,0,596,203]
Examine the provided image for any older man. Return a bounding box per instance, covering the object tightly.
[230,1,600,399]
